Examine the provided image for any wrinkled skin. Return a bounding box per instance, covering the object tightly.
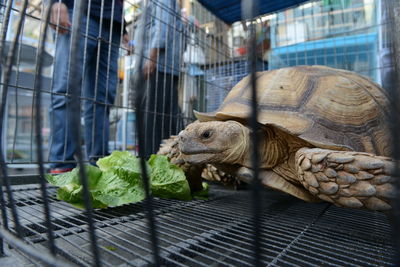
[178,120,321,203]
[178,121,252,166]
[157,134,240,189]
[178,120,295,170]
[177,120,397,211]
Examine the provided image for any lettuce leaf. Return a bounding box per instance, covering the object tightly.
[46,164,107,209]
[149,154,192,201]
[46,152,193,209]
[46,151,145,209]
[192,182,209,200]
[95,151,146,206]
[46,164,102,187]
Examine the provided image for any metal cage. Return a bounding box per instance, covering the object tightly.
[0,0,398,266]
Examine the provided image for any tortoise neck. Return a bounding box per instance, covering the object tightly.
[262,127,289,168]
[240,126,288,169]
[222,123,251,166]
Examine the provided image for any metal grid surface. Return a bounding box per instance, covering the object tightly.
[1,185,396,266]
[0,0,399,266]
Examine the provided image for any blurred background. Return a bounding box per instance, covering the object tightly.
[2,0,393,178]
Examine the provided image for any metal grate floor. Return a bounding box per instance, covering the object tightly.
[1,185,396,266]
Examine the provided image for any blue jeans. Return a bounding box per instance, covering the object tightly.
[49,14,120,169]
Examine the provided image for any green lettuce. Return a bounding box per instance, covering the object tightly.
[46,151,145,209]
[192,182,209,200]
[46,164,108,209]
[95,151,146,207]
[149,154,192,201]
[46,152,194,209]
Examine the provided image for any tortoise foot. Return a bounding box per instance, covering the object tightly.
[295,148,396,211]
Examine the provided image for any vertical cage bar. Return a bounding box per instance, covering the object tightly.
[103,0,116,158]
[0,0,30,238]
[48,0,62,165]
[0,0,11,51]
[90,0,105,160]
[242,0,262,266]
[32,1,56,256]
[67,0,101,265]
[169,5,177,135]
[10,1,25,165]
[386,0,400,263]
[161,3,169,144]
[130,1,160,265]
[0,0,13,241]
[29,8,44,163]
[0,0,13,256]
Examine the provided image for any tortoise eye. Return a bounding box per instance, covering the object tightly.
[201,130,212,139]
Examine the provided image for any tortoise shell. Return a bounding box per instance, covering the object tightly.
[195,65,391,156]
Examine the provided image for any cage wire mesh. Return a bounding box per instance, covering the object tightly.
[0,0,398,266]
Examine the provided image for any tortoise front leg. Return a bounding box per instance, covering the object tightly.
[236,166,320,203]
[295,148,396,211]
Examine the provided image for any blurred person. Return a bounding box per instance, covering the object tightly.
[136,0,184,158]
[48,0,129,173]
[379,0,395,92]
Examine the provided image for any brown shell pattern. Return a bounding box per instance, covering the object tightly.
[195,65,391,156]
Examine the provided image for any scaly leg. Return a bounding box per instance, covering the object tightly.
[295,148,396,211]
[236,167,320,203]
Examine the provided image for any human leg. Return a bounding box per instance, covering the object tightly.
[84,20,120,163]
[49,32,77,169]
[49,14,97,169]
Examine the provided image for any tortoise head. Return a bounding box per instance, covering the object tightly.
[178,121,250,165]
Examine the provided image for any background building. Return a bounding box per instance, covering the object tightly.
[0,0,391,169]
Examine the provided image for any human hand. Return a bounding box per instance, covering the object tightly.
[122,34,129,46]
[143,49,158,79]
[143,59,156,80]
[122,34,133,55]
[50,2,71,34]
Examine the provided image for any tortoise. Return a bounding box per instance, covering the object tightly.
[165,65,397,211]
[159,137,241,190]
